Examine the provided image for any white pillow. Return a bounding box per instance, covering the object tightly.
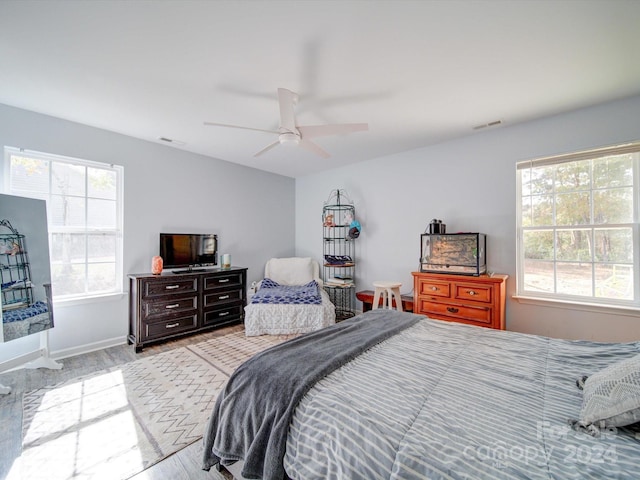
[578,353,640,429]
[265,257,316,286]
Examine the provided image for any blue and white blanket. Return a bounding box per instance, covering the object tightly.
[250,278,322,305]
[2,301,49,323]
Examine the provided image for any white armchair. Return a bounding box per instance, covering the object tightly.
[264,257,323,287]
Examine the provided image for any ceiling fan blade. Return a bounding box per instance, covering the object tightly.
[277,88,298,132]
[297,123,369,139]
[254,141,280,157]
[203,121,279,135]
[299,139,330,158]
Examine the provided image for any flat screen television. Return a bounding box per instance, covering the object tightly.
[159,233,218,272]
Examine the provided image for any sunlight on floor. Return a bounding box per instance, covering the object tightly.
[6,370,146,480]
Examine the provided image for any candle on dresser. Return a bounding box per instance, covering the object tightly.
[221,254,231,269]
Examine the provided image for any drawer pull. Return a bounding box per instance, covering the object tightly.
[467,290,477,296]
[165,285,180,290]
[219,279,230,283]
[219,311,230,316]
[447,307,459,313]
[166,322,180,328]
[165,303,180,309]
[219,295,230,300]
[431,286,438,291]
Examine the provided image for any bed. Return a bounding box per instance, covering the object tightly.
[203,310,640,480]
[2,301,51,342]
[243,257,336,336]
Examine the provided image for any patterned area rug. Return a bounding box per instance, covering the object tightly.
[14,330,292,480]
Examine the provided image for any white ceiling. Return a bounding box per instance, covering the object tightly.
[1,0,640,178]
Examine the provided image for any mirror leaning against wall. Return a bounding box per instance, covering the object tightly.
[0,193,54,343]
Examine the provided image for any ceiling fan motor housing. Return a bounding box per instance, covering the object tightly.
[279,131,300,145]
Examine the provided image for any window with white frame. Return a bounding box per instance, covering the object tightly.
[4,147,123,301]
[516,142,640,308]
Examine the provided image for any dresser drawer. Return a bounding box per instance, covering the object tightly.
[203,304,243,326]
[453,282,492,304]
[419,300,492,325]
[143,295,198,318]
[204,289,243,307]
[142,277,198,298]
[417,279,451,298]
[203,272,243,290]
[145,314,198,338]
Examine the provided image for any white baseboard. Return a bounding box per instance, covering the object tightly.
[51,336,129,361]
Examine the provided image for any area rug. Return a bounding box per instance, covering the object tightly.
[15,330,292,480]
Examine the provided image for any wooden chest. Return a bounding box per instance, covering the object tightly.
[412,271,508,329]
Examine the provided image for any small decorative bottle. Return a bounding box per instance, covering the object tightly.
[151,256,163,275]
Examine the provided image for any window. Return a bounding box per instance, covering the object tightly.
[516,142,640,308]
[4,147,123,301]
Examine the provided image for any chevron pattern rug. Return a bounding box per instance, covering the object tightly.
[17,330,292,480]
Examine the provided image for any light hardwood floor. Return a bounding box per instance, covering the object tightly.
[0,327,237,480]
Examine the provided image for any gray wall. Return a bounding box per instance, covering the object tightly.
[296,95,640,342]
[0,103,295,362]
[2,93,639,363]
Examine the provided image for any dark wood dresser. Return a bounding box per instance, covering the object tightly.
[412,271,508,330]
[128,267,247,351]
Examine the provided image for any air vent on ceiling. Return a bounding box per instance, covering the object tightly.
[158,137,186,146]
[473,120,503,130]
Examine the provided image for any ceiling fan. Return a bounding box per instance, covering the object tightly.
[204,88,368,158]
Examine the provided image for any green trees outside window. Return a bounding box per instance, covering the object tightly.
[517,144,639,304]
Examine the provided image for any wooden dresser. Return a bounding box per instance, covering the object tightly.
[412,271,508,330]
[128,267,247,352]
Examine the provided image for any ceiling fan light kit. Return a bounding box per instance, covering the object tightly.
[204,88,368,158]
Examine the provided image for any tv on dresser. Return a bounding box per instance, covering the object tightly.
[160,233,218,273]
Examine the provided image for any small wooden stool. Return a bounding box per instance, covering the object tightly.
[372,281,403,311]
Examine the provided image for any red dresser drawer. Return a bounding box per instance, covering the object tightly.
[418,279,451,298]
[420,301,492,325]
[453,283,492,304]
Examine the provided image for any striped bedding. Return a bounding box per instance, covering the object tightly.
[283,316,640,479]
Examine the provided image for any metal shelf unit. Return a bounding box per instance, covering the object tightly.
[0,219,34,311]
[322,190,356,320]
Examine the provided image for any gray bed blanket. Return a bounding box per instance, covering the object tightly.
[202,309,421,479]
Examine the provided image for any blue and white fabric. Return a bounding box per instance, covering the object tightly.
[2,301,48,323]
[244,288,335,337]
[251,278,321,305]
